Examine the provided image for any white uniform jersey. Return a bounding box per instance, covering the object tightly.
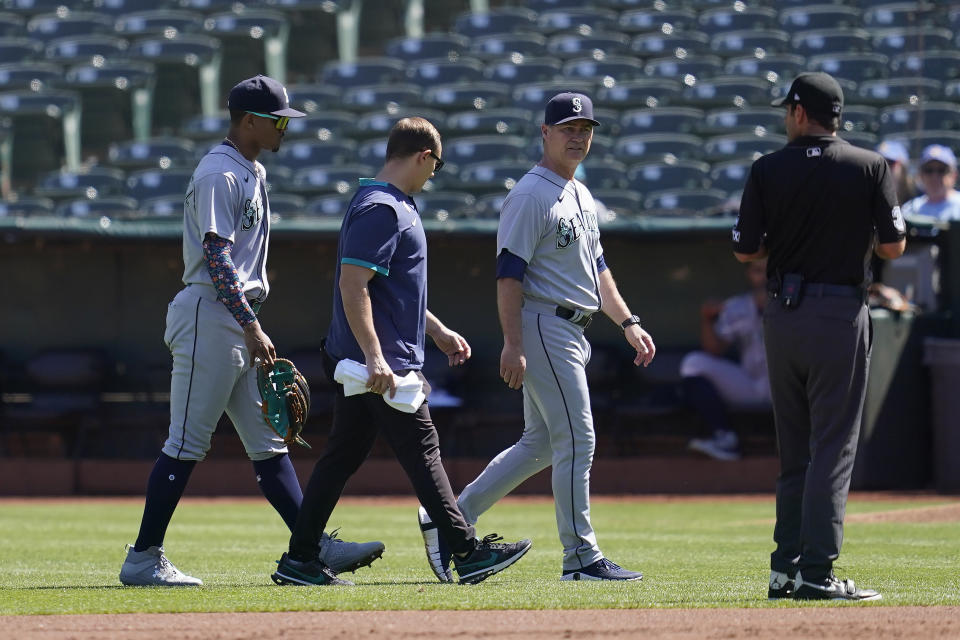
[181,144,271,304]
[496,165,603,312]
[714,292,767,380]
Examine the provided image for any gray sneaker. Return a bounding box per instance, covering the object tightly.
[119,545,203,586]
[319,529,385,574]
[688,430,741,461]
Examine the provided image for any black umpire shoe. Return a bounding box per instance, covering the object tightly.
[453,534,532,585]
[793,572,882,601]
[767,569,796,599]
[271,552,354,586]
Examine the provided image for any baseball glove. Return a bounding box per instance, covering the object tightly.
[257,358,312,449]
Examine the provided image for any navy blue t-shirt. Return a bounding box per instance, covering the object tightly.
[326,179,428,371]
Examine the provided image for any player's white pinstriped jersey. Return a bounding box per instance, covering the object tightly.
[496,165,603,313]
[181,144,271,304]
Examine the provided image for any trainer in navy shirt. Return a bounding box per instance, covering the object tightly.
[326,178,428,372]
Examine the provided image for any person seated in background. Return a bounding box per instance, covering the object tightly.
[680,259,770,461]
[901,144,960,222]
[876,140,915,206]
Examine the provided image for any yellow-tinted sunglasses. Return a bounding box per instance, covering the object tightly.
[246,110,290,131]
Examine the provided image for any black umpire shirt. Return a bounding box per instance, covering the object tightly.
[733,135,906,287]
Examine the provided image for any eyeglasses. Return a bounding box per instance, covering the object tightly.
[246,111,290,131]
[921,164,950,176]
[426,149,444,173]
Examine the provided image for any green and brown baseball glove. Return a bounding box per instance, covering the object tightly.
[257,358,311,449]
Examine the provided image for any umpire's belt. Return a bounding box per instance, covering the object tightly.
[523,298,594,329]
[804,282,866,302]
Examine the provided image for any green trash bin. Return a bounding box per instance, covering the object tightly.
[923,338,960,493]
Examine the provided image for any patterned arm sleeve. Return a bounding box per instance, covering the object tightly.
[202,232,257,328]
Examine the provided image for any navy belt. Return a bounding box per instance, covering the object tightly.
[556,305,593,329]
[804,283,864,300]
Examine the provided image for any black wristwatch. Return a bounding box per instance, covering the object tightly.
[621,314,641,331]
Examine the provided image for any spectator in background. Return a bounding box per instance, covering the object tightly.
[876,140,915,206]
[680,259,770,461]
[901,144,960,221]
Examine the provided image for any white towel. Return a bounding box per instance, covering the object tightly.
[333,358,426,413]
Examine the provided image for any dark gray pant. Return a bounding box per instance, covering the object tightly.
[763,295,872,582]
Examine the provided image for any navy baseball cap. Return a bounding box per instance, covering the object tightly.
[227,74,305,118]
[920,144,957,170]
[544,92,601,126]
[771,72,844,116]
[876,140,909,165]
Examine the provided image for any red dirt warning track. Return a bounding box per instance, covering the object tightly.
[3,607,958,639]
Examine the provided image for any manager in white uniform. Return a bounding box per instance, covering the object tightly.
[419,92,656,582]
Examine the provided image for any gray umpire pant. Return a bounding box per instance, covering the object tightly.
[764,295,871,582]
[458,306,603,572]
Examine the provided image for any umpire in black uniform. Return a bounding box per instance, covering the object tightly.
[733,72,906,601]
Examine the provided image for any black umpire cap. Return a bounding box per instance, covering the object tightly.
[771,72,844,116]
[544,92,601,126]
[227,74,306,118]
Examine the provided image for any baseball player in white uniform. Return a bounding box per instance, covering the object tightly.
[681,259,770,460]
[120,75,382,587]
[418,92,656,582]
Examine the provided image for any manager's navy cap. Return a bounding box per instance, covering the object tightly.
[544,92,601,126]
[227,74,306,118]
[771,72,844,116]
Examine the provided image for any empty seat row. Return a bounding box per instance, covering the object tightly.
[452,4,949,40]
[0,187,737,222]
[4,23,958,69]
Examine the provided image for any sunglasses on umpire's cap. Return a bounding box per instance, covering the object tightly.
[544,92,601,127]
[228,74,306,130]
[771,71,844,116]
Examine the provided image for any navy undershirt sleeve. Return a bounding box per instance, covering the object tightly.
[496,248,527,280]
[596,254,607,273]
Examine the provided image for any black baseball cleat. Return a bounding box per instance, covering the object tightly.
[768,569,797,599]
[793,572,882,601]
[319,529,385,574]
[271,552,354,586]
[453,534,532,585]
[561,558,643,581]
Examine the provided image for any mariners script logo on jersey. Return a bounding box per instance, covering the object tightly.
[241,196,263,231]
[556,217,582,248]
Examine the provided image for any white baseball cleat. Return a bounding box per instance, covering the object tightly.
[119,545,202,586]
[417,506,453,582]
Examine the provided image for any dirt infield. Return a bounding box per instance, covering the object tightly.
[4,607,959,639]
[846,501,960,523]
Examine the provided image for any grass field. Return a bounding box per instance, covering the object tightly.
[1,496,958,615]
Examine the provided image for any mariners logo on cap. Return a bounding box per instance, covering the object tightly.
[572,97,583,113]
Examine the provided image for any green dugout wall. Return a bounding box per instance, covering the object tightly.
[0,219,750,370]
